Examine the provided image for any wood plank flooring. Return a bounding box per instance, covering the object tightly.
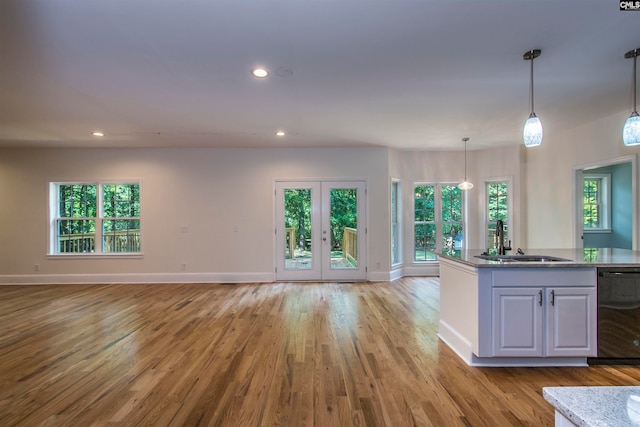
[1,278,640,426]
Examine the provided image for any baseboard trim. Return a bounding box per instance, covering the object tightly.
[368,268,408,282]
[438,319,474,365]
[439,319,589,367]
[0,272,276,285]
[1,268,438,285]
[403,264,439,277]
[389,267,404,281]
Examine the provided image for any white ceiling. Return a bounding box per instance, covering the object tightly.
[1,0,639,151]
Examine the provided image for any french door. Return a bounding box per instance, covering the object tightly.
[275,181,366,281]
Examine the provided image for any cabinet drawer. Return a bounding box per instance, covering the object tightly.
[491,268,596,287]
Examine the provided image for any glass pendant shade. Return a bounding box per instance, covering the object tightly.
[458,180,474,190]
[523,113,543,147]
[623,112,640,146]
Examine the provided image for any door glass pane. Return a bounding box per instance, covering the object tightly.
[284,189,312,270]
[329,188,358,269]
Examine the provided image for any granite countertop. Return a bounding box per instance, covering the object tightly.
[434,248,640,268]
[543,386,640,427]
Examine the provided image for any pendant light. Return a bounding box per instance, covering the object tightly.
[523,49,543,147]
[623,48,640,146]
[458,137,473,190]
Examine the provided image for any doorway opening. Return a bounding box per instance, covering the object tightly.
[574,155,637,250]
[275,181,367,281]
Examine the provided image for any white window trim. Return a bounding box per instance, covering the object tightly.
[391,179,402,267]
[48,180,143,257]
[583,173,611,233]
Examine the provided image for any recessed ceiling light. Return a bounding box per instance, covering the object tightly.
[275,131,286,136]
[92,131,104,137]
[252,68,269,78]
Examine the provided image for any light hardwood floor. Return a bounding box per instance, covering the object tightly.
[1,278,639,426]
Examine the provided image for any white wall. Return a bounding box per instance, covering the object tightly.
[2,118,637,285]
[472,145,525,250]
[525,110,640,249]
[0,147,390,283]
[389,145,523,275]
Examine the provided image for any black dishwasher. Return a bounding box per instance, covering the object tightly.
[593,268,640,363]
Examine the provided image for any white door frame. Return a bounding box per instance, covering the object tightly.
[274,180,367,281]
[572,154,637,250]
[275,182,321,281]
[320,181,367,281]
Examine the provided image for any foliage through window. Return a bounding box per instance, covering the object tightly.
[329,189,358,251]
[414,184,464,262]
[583,177,607,230]
[486,182,509,250]
[52,183,141,254]
[284,189,311,252]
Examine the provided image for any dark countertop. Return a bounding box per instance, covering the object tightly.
[434,248,640,268]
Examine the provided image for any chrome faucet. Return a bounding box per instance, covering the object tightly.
[496,220,511,255]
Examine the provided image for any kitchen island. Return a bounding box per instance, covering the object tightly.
[436,248,640,367]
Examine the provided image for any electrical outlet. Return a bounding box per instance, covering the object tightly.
[376,261,380,269]
[34,264,40,272]
[181,263,187,271]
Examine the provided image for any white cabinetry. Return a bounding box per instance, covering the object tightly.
[492,287,543,356]
[438,258,598,366]
[492,286,596,357]
[490,269,597,358]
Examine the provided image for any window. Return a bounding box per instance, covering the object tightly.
[414,183,464,262]
[583,175,610,231]
[441,185,463,252]
[486,181,509,250]
[391,180,401,265]
[51,182,141,254]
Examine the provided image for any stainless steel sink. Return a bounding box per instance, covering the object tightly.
[474,254,573,263]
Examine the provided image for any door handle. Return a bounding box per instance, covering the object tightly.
[538,290,543,306]
[550,289,555,306]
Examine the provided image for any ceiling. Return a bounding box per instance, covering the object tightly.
[1,0,639,151]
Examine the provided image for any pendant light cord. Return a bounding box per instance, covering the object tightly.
[463,137,469,180]
[633,51,638,113]
[530,50,535,114]
[464,139,467,180]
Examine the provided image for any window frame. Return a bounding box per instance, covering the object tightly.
[413,182,465,263]
[391,179,402,267]
[583,174,611,232]
[48,180,143,257]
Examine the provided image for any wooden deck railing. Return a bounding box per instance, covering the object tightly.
[285,228,296,259]
[342,227,357,263]
[58,230,141,253]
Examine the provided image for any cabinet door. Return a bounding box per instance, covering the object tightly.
[492,288,543,357]
[546,287,597,357]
